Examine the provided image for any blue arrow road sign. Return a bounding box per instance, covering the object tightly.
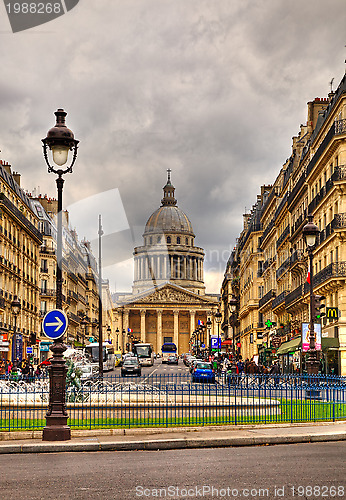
[42,309,68,340]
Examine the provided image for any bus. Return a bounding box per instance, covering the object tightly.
[161,342,177,363]
[132,343,155,366]
[84,342,115,371]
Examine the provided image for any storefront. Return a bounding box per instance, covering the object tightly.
[276,337,340,375]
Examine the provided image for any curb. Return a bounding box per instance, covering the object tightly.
[0,431,345,454]
[2,420,345,442]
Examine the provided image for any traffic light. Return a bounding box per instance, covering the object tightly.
[313,294,326,321]
[29,333,36,345]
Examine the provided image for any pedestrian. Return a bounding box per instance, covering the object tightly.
[270,361,280,385]
[0,359,5,377]
[35,365,42,379]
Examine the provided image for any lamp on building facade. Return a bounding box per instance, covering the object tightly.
[42,109,79,441]
[214,311,222,355]
[228,295,237,359]
[11,295,21,375]
[302,214,320,375]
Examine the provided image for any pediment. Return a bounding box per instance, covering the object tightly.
[129,284,217,306]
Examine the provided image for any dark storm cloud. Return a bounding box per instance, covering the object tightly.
[0,0,345,291]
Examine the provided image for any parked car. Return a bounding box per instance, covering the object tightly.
[166,354,179,365]
[121,357,142,377]
[183,354,194,366]
[190,358,203,373]
[192,362,215,384]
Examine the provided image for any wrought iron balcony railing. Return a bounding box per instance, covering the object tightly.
[276,257,291,280]
[272,290,290,309]
[259,289,276,309]
[276,225,290,250]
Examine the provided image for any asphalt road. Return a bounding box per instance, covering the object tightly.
[1,442,345,499]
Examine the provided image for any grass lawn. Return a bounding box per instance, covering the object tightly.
[1,398,345,431]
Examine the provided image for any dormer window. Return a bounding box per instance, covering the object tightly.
[167,236,171,244]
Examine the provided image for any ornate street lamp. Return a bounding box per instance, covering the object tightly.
[228,295,237,359]
[115,328,119,350]
[106,325,112,343]
[42,109,79,441]
[80,317,88,349]
[11,295,21,375]
[302,214,320,375]
[206,317,212,356]
[214,311,222,355]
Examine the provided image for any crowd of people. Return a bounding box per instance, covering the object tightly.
[199,352,281,378]
[0,358,44,381]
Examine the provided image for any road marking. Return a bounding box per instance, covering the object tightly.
[142,366,159,384]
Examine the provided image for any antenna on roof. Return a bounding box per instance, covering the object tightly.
[329,78,334,92]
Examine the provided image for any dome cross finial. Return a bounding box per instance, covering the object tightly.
[167,168,171,184]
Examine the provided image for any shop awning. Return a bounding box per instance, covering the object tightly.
[277,336,340,355]
[322,338,340,350]
[221,340,233,346]
[276,337,301,355]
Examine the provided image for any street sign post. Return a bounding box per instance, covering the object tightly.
[42,310,68,340]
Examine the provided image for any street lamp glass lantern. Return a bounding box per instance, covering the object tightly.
[42,109,79,171]
[303,215,319,248]
[228,297,237,314]
[52,145,69,166]
[11,296,21,316]
[214,311,222,324]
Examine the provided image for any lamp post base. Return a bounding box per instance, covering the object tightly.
[306,349,320,375]
[43,341,71,441]
[43,417,71,441]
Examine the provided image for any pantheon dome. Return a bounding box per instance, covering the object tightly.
[132,171,205,295]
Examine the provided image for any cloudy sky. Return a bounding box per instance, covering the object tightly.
[1,0,345,293]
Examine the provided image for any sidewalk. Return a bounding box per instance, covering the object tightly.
[0,421,345,454]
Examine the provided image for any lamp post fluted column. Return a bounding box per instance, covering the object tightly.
[42,109,79,441]
[303,215,320,375]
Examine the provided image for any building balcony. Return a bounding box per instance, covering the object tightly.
[259,218,275,246]
[335,119,346,135]
[263,255,276,272]
[40,288,56,297]
[317,213,346,246]
[313,261,346,288]
[272,290,290,310]
[68,271,78,284]
[333,165,346,181]
[276,256,291,280]
[68,311,80,324]
[285,284,304,308]
[258,289,276,309]
[68,289,79,302]
[276,225,290,250]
